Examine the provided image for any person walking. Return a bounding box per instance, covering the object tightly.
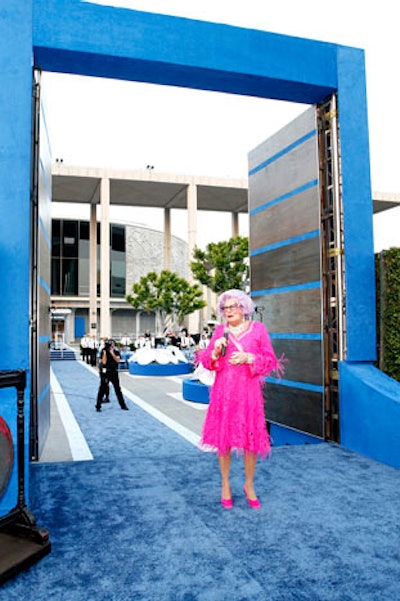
[81,333,90,364]
[197,289,284,510]
[97,338,110,405]
[120,333,131,348]
[96,339,129,412]
[198,329,210,349]
[89,334,99,367]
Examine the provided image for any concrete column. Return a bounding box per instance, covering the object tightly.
[164,207,171,270]
[187,183,197,281]
[69,309,76,342]
[231,212,239,238]
[187,183,199,333]
[89,203,97,337]
[100,178,111,338]
[64,313,70,344]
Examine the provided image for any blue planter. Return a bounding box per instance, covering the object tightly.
[182,379,210,404]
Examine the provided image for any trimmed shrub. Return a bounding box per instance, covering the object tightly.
[375,248,400,381]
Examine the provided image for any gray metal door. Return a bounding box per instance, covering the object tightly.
[248,107,324,438]
[30,69,52,460]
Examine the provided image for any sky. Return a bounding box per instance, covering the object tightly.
[44,0,400,251]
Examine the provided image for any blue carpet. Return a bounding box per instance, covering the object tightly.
[1,361,400,600]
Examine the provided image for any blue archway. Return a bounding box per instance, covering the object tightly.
[1,1,399,505]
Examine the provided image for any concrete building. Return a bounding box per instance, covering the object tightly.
[50,163,248,342]
[50,217,189,343]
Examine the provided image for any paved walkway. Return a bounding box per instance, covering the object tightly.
[40,360,208,462]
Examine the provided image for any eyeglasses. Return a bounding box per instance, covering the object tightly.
[221,303,240,312]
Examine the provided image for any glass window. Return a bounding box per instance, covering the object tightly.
[79,226,89,261]
[51,257,60,295]
[80,221,89,240]
[62,221,78,258]
[111,225,125,252]
[51,219,127,298]
[62,258,78,295]
[111,258,125,297]
[78,258,89,296]
[110,225,126,297]
[52,219,61,256]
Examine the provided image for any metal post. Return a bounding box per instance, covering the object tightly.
[319,94,345,443]
[329,94,346,361]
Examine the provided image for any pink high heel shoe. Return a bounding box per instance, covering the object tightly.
[243,487,261,510]
[221,496,233,509]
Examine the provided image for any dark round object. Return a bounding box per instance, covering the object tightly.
[0,416,14,498]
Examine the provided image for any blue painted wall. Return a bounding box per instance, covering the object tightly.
[340,363,400,468]
[337,47,376,361]
[33,0,338,103]
[0,0,33,513]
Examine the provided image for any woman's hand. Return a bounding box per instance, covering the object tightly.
[211,337,227,360]
[229,352,254,365]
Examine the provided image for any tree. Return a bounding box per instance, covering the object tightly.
[126,270,206,334]
[191,236,249,294]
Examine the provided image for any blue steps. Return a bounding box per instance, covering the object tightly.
[50,349,77,361]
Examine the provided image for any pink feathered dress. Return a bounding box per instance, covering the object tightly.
[198,321,283,458]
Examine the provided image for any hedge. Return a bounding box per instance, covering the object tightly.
[375,248,400,381]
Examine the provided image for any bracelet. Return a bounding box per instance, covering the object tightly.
[246,353,255,364]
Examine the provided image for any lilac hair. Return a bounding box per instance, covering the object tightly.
[217,289,255,319]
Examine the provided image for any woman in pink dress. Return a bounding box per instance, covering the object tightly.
[198,289,284,510]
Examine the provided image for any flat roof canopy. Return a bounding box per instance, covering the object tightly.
[372,192,400,214]
[52,164,248,213]
[52,164,398,216]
